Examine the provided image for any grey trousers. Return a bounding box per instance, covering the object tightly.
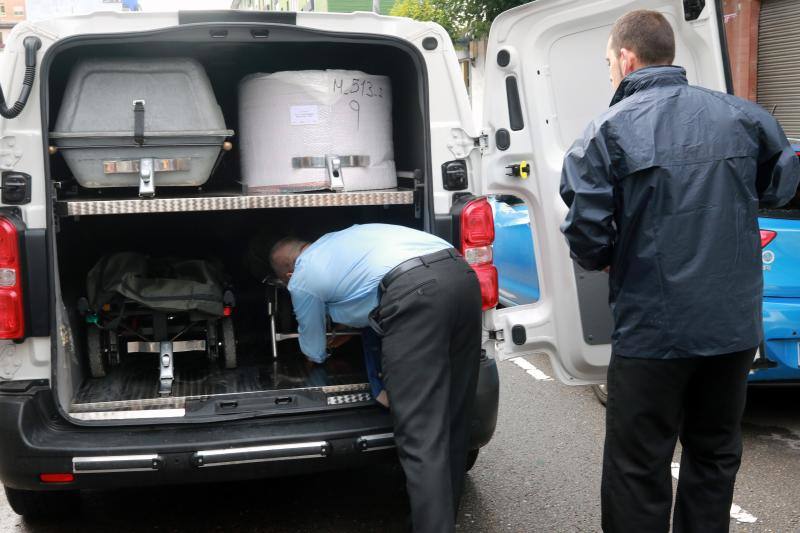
[370,253,482,533]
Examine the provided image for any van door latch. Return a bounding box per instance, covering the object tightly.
[1,171,31,205]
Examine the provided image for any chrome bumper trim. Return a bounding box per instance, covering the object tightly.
[191,441,330,468]
[356,432,396,452]
[73,454,163,474]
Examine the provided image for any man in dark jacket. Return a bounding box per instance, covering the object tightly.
[559,10,800,533]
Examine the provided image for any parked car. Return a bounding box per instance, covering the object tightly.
[0,0,742,517]
[489,195,539,307]
[751,143,800,385]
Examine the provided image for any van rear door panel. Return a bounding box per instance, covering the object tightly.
[482,0,729,383]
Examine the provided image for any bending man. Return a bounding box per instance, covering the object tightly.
[270,223,482,533]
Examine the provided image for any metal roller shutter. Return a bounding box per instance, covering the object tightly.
[758,0,800,140]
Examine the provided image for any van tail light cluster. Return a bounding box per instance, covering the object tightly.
[760,229,777,248]
[0,217,24,339]
[459,198,498,310]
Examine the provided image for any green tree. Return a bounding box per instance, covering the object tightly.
[461,0,529,38]
[390,0,530,40]
[390,0,462,40]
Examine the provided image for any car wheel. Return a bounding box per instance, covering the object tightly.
[592,384,608,406]
[4,486,79,518]
[465,449,480,472]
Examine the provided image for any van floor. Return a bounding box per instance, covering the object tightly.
[70,350,368,413]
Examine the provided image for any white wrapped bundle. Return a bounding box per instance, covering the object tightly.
[239,70,397,193]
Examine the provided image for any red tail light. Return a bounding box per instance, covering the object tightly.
[39,473,74,484]
[460,198,498,310]
[760,229,777,248]
[0,218,23,339]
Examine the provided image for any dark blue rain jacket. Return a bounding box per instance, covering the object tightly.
[560,66,800,359]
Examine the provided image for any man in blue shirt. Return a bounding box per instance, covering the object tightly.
[270,224,482,533]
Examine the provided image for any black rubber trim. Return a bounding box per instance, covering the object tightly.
[178,10,297,25]
[422,37,438,50]
[497,49,510,67]
[496,129,511,151]
[0,379,47,394]
[23,229,49,337]
[449,194,478,250]
[506,76,524,131]
[433,214,453,245]
[511,324,526,345]
[713,0,734,95]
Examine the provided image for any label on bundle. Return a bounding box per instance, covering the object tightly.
[290,105,319,125]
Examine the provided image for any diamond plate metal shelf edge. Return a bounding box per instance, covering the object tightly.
[59,190,415,217]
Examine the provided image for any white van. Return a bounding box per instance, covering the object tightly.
[0,0,728,517]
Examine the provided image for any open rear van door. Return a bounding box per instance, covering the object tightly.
[481,0,730,384]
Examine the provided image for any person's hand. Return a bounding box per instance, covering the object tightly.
[327,334,354,350]
[375,390,390,408]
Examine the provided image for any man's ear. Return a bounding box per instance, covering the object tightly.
[287,272,293,280]
[619,47,639,76]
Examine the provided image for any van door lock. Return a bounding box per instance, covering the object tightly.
[1,172,31,205]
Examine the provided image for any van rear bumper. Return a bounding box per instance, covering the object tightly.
[0,357,499,492]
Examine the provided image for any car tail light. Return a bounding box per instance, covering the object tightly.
[459,198,498,310]
[760,229,777,248]
[0,218,23,339]
[39,473,74,483]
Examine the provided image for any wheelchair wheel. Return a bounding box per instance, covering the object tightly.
[222,317,237,369]
[87,327,106,378]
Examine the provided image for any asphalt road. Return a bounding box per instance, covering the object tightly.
[2,354,799,532]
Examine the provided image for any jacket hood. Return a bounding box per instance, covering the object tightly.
[610,65,688,106]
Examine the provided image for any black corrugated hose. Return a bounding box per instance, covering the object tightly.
[0,36,41,119]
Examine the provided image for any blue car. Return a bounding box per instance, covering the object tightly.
[751,145,800,383]
[491,145,800,384]
[489,196,540,307]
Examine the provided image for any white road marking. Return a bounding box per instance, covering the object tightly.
[511,357,553,381]
[670,462,757,524]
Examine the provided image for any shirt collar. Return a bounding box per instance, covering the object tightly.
[610,65,688,106]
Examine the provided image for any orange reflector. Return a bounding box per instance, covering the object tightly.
[39,473,74,483]
[223,306,233,317]
[102,303,111,311]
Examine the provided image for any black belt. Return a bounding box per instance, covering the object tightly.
[379,248,460,293]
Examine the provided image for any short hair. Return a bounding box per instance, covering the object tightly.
[610,10,675,66]
[269,236,308,280]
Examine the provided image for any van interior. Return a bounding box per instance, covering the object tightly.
[46,27,430,423]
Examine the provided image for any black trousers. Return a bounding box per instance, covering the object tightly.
[602,348,756,533]
[370,253,482,533]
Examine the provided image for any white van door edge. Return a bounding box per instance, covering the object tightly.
[480,0,729,384]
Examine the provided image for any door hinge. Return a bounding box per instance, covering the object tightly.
[477,132,489,153]
[448,128,489,159]
[489,329,504,342]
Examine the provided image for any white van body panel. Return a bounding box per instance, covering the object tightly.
[481,0,729,384]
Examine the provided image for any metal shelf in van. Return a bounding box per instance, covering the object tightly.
[56,189,415,217]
